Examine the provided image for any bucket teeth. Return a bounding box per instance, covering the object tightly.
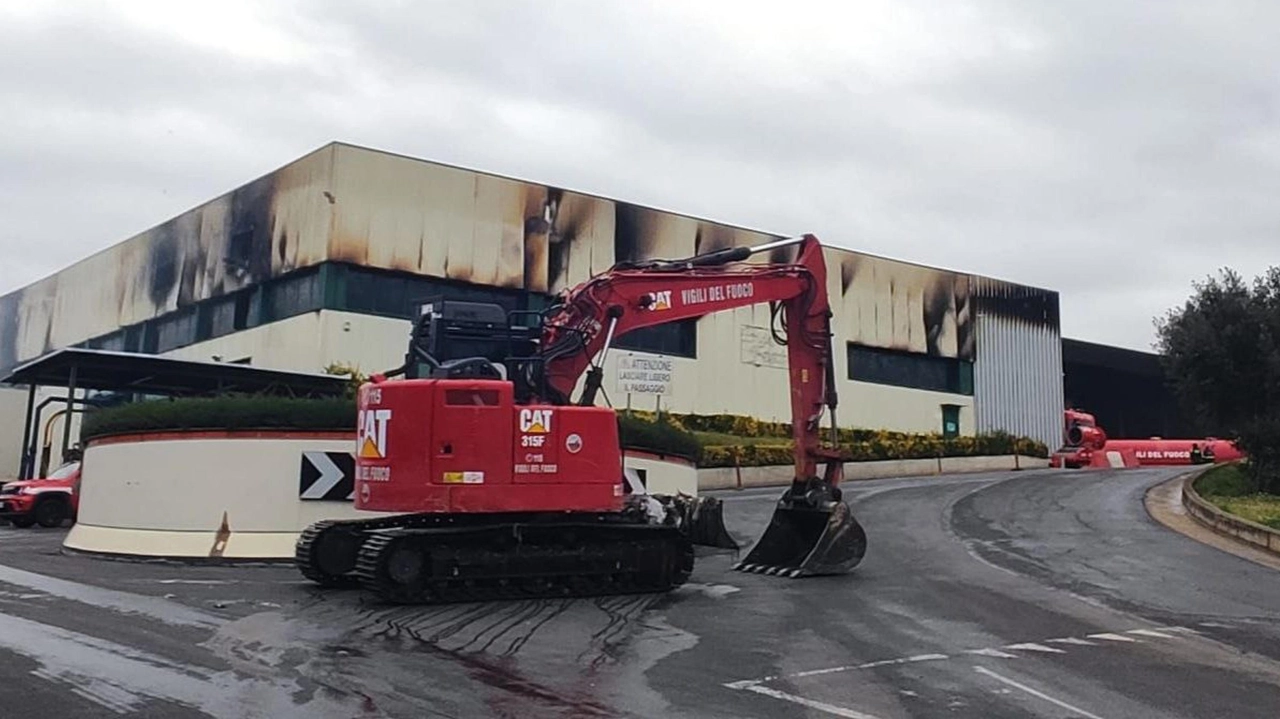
[736,493,867,577]
[731,562,807,577]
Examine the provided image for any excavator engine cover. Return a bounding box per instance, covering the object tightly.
[735,490,866,577]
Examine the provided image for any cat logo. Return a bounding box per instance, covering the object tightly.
[519,408,553,434]
[644,290,672,311]
[358,408,392,458]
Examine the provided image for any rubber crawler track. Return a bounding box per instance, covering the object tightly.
[297,513,695,605]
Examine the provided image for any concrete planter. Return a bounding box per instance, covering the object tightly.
[1182,471,1280,556]
[64,430,391,561]
[64,430,704,561]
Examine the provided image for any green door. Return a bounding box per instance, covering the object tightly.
[942,405,961,438]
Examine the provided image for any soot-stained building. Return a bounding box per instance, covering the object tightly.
[0,142,1066,474]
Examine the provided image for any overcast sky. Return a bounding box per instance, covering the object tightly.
[2,0,1277,352]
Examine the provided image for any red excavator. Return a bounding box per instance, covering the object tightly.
[295,234,866,603]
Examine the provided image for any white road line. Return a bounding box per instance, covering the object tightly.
[0,610,371,718]
[1088,633,1138,643]
[974,666,1106,719]
[1005,642,1067,654]
[967,647,1020,658]
[790,653,949,678]
[740,684,885,719]
[32,667,131,715]
[1126,629,1174,639]
[0,564,222,630]
[722,625,1198,687]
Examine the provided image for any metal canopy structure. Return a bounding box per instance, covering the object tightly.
[1,348,349,479]
[1,348,348,397]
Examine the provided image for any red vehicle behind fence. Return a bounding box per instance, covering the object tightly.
[1050,410,1244,469]
[0,461,80,528]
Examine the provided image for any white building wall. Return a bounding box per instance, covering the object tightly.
[0,386,27,478]
[160,311,328,372]
[0,385,88,480]
[294,309,971,436]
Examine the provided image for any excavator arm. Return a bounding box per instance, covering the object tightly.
[535,234,867,577]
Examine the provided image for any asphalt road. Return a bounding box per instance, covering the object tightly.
[0,466,1277,718]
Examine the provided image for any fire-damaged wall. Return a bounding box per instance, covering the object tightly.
[832,252,973,361]
[0,140,1062,451]
[0,144,337,375]
[0,143,781,376]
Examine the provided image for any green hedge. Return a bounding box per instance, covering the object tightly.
[697,433,1047,468]
[1194,462,1258,497]
[616,415,701,461]
[79,397,1048,467]
[80,396,358,441]
[626,410,1049,466]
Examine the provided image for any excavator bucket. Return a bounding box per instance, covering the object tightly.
[734,498,866,577]
[682,496,739,549]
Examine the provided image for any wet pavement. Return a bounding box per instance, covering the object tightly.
[0,467,1278,717]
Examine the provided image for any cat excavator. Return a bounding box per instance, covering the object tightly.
[295,233,867,603]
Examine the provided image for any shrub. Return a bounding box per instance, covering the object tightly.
[1195,462,1258,497]
[324,362,369,399]
[1234,418,1280,495]
[616,414,701,461]
[80,395,357,441]
[693,432,1050,468]
[78,397,1049,469]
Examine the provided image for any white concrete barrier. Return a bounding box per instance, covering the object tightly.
[64,432,706,560]
[64,431,393,560]
[622,449,698,496]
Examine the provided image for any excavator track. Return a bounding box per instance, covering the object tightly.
[297,512,695,604]
[351,517,694,605]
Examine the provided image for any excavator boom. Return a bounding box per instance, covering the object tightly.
[537,234,866,577]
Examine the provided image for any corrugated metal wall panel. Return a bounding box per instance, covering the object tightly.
[972,275,1064,450]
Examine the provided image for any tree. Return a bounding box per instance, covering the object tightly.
[1155,266,1280,492]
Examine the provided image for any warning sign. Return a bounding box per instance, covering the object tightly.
[616,353,672,396]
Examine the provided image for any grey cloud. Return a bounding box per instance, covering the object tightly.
[2,1,1278,354]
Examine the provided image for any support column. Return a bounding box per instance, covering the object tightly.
[60,363,77,463]
[18,383,36,479]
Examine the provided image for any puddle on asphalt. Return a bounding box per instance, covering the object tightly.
[203,590,703,717]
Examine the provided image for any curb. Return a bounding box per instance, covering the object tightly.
[1181,467,1280,557]
[698,454,1051,490]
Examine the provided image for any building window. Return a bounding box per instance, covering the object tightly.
[154,308,198,353]
[262,268,323,322]
[233,291,257,330]
[329,263,525,319]
[615,319,697,359]
[86,331,126,352]
[848,343,973,395]
[204,295,239,339]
